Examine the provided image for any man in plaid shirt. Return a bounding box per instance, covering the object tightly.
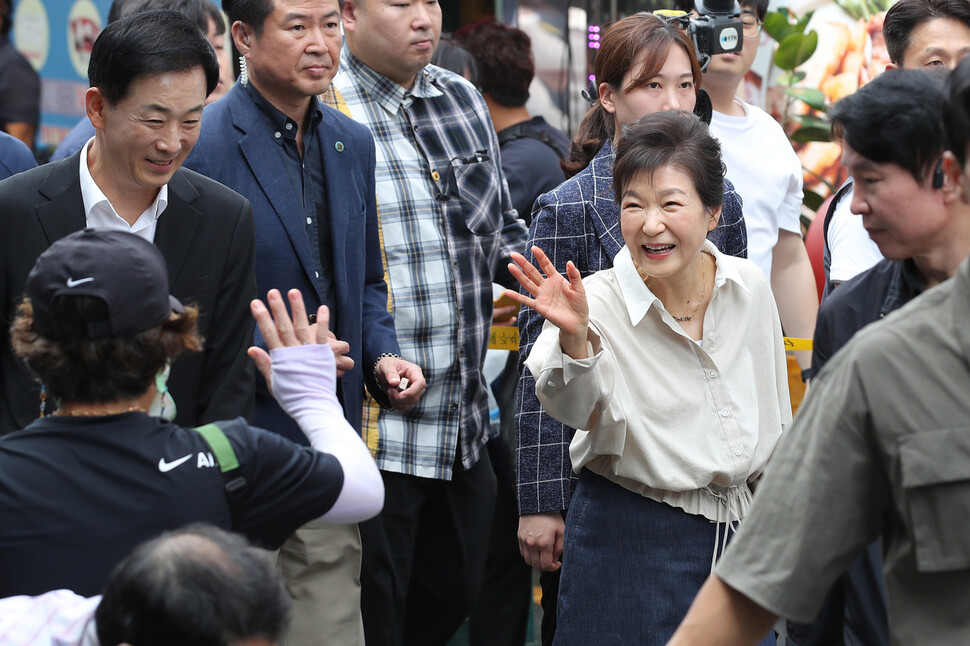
[324,1,528,643]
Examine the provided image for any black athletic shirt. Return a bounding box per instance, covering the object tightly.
[0,413,342,597]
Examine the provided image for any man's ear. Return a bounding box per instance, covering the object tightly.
[231,21,251,55]
[941,151,964,204]
[85,87,108,130]
[342,0,358,33]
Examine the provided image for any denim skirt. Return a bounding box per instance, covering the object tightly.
[553,469,775,646]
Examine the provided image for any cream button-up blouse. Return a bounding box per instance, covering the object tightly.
[525,241,792,523]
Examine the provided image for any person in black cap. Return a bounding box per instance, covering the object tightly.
[0,228,384,599]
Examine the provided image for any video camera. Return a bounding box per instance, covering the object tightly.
[654,0,743,71]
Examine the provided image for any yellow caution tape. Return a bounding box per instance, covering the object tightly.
[490,327,812,352]
[489,326,520,350]
[784,337,813,351]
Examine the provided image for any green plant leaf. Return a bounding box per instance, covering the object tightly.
[803,167,837,195]
[791,126,832,143]
[786,87,826,111]
[794,10,814,32]
[774,31,818,70]
[777,70,807,86]
[790,113,830,128]
[803,189,825,212]
[834,0,867,19]
[790,113,830,127]
[763,11,796,43]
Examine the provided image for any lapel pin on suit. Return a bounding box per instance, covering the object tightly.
[335,142,344,152]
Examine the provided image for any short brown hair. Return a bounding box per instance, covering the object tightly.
[612,111,725,213]
[11,297,203,404]
[456,19,533,107]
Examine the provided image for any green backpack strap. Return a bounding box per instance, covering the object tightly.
[194,422,247,531]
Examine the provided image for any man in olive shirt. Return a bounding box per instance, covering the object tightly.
[792,68,970,646]
[667,59,970,646]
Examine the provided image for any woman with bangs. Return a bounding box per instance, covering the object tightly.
[510,110,786,646]
[514,12,750,645]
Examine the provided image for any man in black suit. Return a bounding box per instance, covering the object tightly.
[0,9,256,434]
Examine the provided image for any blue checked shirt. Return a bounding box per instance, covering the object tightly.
[326,50,528,480]
[515,140,748,515]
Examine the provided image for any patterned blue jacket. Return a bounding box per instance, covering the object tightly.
[514,139,747,515]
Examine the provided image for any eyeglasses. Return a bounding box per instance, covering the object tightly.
[741,15,762,38]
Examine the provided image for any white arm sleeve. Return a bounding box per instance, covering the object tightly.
[270,344,384,522]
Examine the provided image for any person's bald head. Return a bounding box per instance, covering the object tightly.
[95,524,290,646]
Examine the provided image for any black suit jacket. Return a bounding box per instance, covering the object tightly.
[0,152,257,434]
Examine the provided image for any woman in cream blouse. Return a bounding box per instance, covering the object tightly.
[507,111,790,645]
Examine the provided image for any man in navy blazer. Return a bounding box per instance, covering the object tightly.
[184,0,425,642]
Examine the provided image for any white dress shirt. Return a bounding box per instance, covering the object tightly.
[525,241,792,523]
[79,138,167,242]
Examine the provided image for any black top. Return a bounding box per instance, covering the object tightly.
[496,116,569,226]
[809,257,924,379]
[244,82,335,322]
[0,413,342,596]
[0,37,41,129]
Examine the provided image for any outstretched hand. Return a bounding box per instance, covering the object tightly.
[505,246,589,357]
[248,289,330,394]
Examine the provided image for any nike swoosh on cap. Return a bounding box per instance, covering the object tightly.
[66,277,95,287]
[158,454,193,473]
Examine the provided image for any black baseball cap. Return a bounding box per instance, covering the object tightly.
[25,229,183,339]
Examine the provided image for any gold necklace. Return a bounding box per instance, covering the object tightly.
[671,257,707,323]
[53,406,146,417]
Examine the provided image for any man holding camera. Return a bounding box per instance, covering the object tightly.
[697,0,818,378]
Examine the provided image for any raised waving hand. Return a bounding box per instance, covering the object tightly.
[505,246,590,360]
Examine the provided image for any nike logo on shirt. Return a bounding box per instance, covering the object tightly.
[158,454,193,472]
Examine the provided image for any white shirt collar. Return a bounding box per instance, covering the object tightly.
[79,137,168,242]
[614,239,752,328]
